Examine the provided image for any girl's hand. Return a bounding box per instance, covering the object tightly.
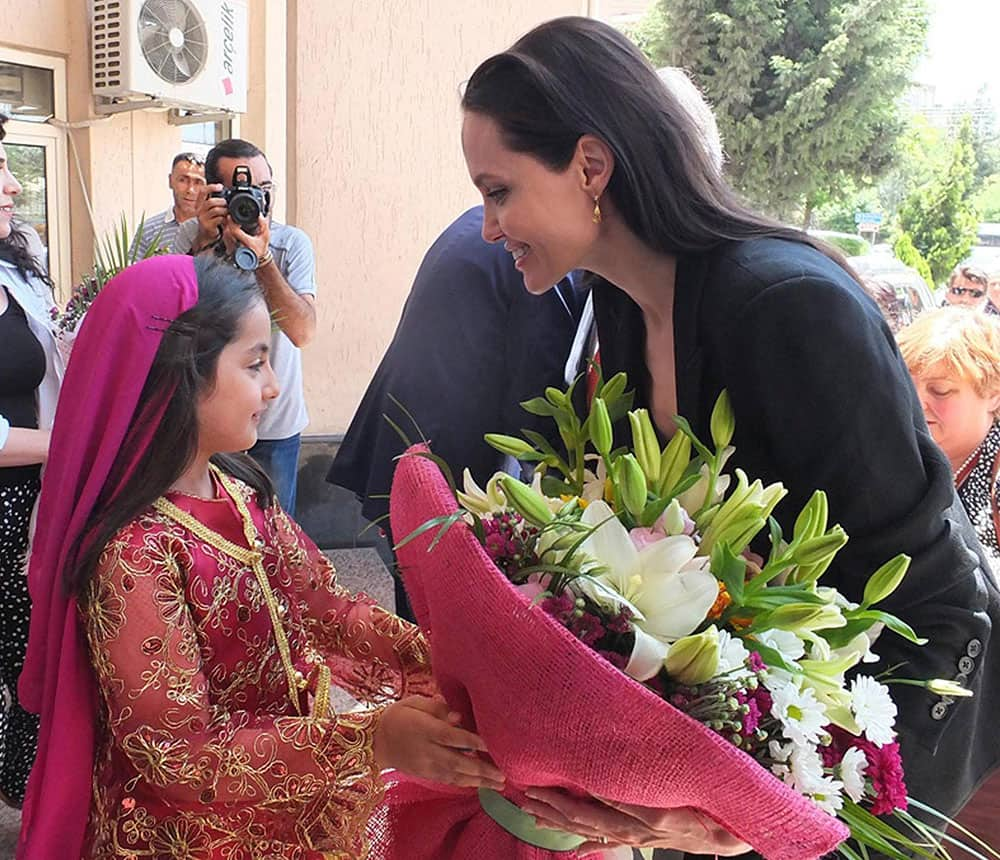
[373,695,505,791]
[520,788,750,855]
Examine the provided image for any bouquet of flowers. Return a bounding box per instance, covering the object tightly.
[374,375,975,860]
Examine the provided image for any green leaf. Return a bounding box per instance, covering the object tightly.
[672,415,714,463]
[710,542,745,604]
[520,397,562,418]
[852,609,928,645]
[394,512,463,551]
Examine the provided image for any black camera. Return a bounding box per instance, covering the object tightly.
[212,165,271,236]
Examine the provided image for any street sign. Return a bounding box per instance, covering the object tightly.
[854,211,883,225]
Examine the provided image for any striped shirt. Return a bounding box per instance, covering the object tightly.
[135,208,190,257]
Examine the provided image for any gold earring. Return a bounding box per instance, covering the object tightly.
[592,196,602,224]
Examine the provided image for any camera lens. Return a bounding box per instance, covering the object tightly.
[230,193,261,225]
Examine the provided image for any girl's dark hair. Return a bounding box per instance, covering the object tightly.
[67,256,274,594]
[461,17,852,270]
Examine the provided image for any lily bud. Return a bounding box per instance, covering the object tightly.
[793,491,828,543]
[862,554,911,608]
[499,476,554,527]
[926,679,974,698]
[629,409,662,484]
[657,431,692,496]
[589,397,614,458]
[544,386,567,407]
[662,499,687,536]
[792,528,848,569]
[599,372,628,405]
[710,390,735,451]
[485,433,536,459]
[763,603,827,631]
[665,627,720,686]
[616,454,648,518]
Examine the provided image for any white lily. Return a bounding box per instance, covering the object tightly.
[575,500,719,644]
[677,445,735,513]
[456,469,510,516]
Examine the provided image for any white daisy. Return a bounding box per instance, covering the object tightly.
[771,682,828,747]
[850,676,897,746]
[837,746,868,803]
[788,745,826,794]
[810,774,846,816]
[717,629,751,675]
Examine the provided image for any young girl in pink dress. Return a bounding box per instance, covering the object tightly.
[17,255,503,859]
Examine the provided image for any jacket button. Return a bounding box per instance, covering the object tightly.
[953,672,969,686]
[930,701,949,720]
[966,639,983,658]
[958,655,975,674]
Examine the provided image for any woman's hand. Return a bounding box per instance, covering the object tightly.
[520,788,750,855]
[373,695,505,791]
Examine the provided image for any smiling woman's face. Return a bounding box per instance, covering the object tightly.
[0,142,23,241]
[462,112,597,295]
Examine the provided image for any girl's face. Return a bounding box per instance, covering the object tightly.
[462,112,597,295]
[197,300,279,456]
[0,143,23,240]
[911,365,1000,465]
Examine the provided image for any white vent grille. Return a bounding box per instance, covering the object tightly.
[90,0,248,113]
[92,1,123,90]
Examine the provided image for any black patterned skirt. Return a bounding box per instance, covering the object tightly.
[0,474,41,806]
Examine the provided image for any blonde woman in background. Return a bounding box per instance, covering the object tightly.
[898,305,1000,851]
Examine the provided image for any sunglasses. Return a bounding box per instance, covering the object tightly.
[949,286,985,298]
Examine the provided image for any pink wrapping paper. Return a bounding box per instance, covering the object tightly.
[374,446,848,860]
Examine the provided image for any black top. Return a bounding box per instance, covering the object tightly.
[329,206,582,527]
[0,287,45,485]
[594,237,999,816]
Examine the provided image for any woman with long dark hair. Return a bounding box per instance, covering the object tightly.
[17,255,503,859]
[0,113,63,807]
[459,16,998,852]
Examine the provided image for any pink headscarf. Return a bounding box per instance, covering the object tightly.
[17,256,199,859]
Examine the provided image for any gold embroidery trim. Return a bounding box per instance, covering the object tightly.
[152,466,304,716]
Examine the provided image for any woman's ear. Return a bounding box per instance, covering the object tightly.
[575,134,614,197]
[988,390,1000,419]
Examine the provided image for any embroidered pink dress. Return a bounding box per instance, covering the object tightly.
[81,472,433,859]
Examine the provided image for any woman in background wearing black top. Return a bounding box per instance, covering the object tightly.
[0,113,63,807]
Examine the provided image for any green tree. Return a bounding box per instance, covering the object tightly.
[634,0,929,223]
[897,117,979,285]
[891,232,934,290]
[975,174,1000,222]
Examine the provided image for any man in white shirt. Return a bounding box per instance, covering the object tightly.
[135,152,206,257]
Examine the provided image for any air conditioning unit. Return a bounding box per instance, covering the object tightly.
[91,0,248,114]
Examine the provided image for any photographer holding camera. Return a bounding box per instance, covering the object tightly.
[172,138,317,513]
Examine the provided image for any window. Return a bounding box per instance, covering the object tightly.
[0,50,68,294]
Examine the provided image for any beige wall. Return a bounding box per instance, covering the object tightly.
[292,0,586,434]
[5,0,586,434]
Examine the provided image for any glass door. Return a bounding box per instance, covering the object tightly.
[1,125,69,296]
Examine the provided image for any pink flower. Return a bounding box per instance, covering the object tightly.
[515,573,546,603]
[824,726,908,815]
[629,525,667,551]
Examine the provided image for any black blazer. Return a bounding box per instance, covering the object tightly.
[329,207,580,526]
[595,237,999,814]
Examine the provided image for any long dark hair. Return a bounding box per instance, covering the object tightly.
[67,257,274,594]
[461,17,851,270]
